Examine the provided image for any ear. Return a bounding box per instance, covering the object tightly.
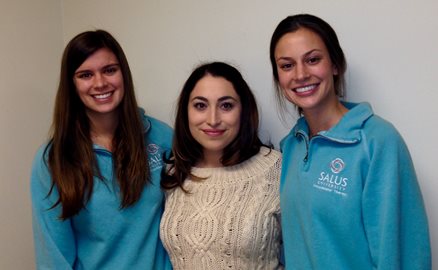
[332,65,338,75]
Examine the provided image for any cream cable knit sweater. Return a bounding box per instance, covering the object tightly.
[160,147,283,270]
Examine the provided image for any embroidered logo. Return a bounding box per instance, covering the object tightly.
[330,158,345,174]
[313,157,348,197]
[147,143,163,172]
[147,144,159,155]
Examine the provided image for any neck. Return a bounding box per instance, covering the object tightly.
[196,150,223,168]
[87,110,119,151]
[303,100,348,137]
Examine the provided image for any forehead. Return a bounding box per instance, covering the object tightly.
[190,75,239,100]
[76,48,118,70]
[275,28,328,56]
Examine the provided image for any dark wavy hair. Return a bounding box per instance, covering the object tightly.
[46,30,149,219]
[161,62,265,190]
[269,14,347,114]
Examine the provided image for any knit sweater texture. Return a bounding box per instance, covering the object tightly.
[160,147,283,270]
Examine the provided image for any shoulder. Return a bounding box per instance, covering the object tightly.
[253,148,282,188]
[31,143,50,173]
[359,114,413,161]
[362,114,405,144]
[342,102,402,143]
[143,114,173,135]
[280,117,306,151]
[260,146,282,161]
[30,143,53,193]
[249,147,282,174]
[140,111,173,150]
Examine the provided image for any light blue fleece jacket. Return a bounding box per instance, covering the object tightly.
[31,111,173,270]
[280,102,430,269]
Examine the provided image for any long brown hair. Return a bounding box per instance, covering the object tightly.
[46,30,149,219]
[161,62,265,191]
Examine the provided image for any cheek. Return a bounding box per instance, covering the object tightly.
[187,112,199,137]
[317,64,337,79]
[188,109,202,126]
[282,89,296,104]
[114,74,124,87]
[117,85,125,99]
[277,71,290,89]
[74,80,89,95]
[188,124,198,141]
[228,110,241,130]
[75,87,87,101]
[229,120,241,142]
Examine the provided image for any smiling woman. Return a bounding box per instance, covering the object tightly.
[160,62,284,269]
[30,30,172,269]
[270,14,431,270]
[187,75,242,167]
[73,48,124,122]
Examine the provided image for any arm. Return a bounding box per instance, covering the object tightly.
[30,146,76,270]
[361,128,431,269]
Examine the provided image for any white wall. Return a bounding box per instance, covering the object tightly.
[0,0,63,269]
[1,0,435,269]
[63,0,438,267]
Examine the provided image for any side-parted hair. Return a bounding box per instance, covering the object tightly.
[46,30,149,219]
[269,14,347,114]
[161,62,264,190]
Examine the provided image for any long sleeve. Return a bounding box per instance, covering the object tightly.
[30,146,76,270]
[361,127,431,269]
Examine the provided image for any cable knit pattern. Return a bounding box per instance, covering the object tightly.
[160,147,283,270]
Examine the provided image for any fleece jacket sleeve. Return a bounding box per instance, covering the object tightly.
[361,127,431,270]
[30,146,76,270]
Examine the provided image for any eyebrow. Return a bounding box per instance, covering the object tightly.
[191,96,239,102]
[276,49,322,61]
[74,63,120,75]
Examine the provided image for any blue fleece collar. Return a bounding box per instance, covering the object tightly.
[92,107,151,152]
[293,102,374,144]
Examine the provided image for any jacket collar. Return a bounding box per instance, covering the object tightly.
[93,107,151,152]
[293,102,373,144]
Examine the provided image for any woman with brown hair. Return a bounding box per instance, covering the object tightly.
[160,62,283,269]
[31,30,172,269]
[270,14,430,269]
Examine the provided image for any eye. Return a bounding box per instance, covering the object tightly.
[220,102,234,111]
[307,56,321,65]
[76,72,93,79]
[193,102,207,111]
[104,65,119,75]
[278,63,293,71]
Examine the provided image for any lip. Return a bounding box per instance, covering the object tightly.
[292,83,319,96]
[202,129,225,137]
[92,91,114,101]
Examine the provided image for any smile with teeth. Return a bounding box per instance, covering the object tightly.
[93,91,113,100]
[294,84,318,93]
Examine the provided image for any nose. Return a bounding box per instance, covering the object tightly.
[294,63,310,82]
[93,73,108,90]
[207,108,220,127]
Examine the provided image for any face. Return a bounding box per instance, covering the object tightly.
[73,48,124,120]
[188,75,242,164]
[274,27,338,114]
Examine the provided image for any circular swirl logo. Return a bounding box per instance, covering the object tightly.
[330,158,345,174]
[147,144,159,155]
